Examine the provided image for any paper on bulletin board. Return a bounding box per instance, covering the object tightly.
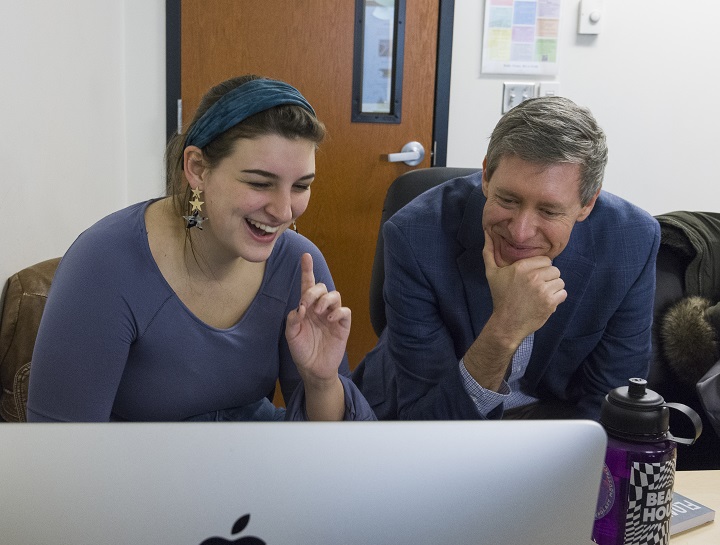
[481,0,561,75]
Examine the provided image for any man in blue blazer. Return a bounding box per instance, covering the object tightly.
[356,97,660,420]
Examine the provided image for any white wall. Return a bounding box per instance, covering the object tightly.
[2,0,719,300]
[447,0,720,216]
[0,0,165,298]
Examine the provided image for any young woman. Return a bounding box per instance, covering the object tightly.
[27,75,375,422]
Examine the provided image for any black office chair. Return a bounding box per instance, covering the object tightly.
[369,167,480,337]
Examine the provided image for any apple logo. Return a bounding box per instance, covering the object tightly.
[199,514,266,545]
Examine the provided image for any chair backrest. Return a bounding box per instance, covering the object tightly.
[0,257,61,422]
[369,167,480,336]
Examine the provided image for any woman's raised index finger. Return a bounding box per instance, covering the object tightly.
[301,252,316,292]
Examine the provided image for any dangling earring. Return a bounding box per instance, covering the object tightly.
[291,221,298,233]
[183,188,208,229]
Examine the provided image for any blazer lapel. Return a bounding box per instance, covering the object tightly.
[456,185,493,338]
[523,221,596,387]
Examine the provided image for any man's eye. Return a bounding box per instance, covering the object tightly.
[542,209,562,218]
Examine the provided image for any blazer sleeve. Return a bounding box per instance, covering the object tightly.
[383,220,485,420]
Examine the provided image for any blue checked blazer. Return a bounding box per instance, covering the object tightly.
[358,171,661,420]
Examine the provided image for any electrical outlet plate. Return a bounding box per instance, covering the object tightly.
[502,82,535,113]
[537,81,561,98]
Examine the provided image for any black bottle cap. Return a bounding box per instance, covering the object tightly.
[600,378,669,441]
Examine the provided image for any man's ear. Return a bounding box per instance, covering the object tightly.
[577,189,601,222]
[183,146,205,188]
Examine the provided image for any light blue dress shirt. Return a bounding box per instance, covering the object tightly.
[459,333,538,417]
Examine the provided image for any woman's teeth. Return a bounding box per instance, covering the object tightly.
[247,219,279,234]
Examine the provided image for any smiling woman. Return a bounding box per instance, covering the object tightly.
[26,75,376,423]
[182,134,316,267]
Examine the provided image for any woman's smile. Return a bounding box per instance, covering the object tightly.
[246,218,282,237]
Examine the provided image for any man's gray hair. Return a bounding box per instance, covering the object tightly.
[485,97,608,206]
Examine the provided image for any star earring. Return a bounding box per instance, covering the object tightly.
[183,188,208,229]
[291,221,298,232]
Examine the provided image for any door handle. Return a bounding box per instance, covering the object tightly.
[387,141,425,166]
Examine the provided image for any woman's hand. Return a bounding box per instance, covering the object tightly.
[285,253,349,420]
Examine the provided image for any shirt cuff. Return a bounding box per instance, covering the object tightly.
[459,358,510,418]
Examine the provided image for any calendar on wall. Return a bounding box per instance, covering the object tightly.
[481,0,561,75]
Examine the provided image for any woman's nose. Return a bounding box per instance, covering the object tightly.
[266,189,293,222]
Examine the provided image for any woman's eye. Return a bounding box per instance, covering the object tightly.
[246,182,270,189]
[293,184,311,192]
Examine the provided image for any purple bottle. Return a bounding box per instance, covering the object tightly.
[592,378,702,545]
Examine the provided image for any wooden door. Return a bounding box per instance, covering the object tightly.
[180,0,439,369]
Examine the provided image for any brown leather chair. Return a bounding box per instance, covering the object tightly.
[0,257,61,422]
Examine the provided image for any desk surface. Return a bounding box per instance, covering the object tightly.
[671,470,719,544]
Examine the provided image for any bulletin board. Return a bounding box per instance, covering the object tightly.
[481,0,561,75]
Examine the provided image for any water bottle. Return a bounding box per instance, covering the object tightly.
[592,378,702,545]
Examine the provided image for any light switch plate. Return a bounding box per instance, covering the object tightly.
[502,82,535,113]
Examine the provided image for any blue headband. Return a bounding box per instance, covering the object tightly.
[184,79,316,150]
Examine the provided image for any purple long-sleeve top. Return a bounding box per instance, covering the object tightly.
[27,199,374,422]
